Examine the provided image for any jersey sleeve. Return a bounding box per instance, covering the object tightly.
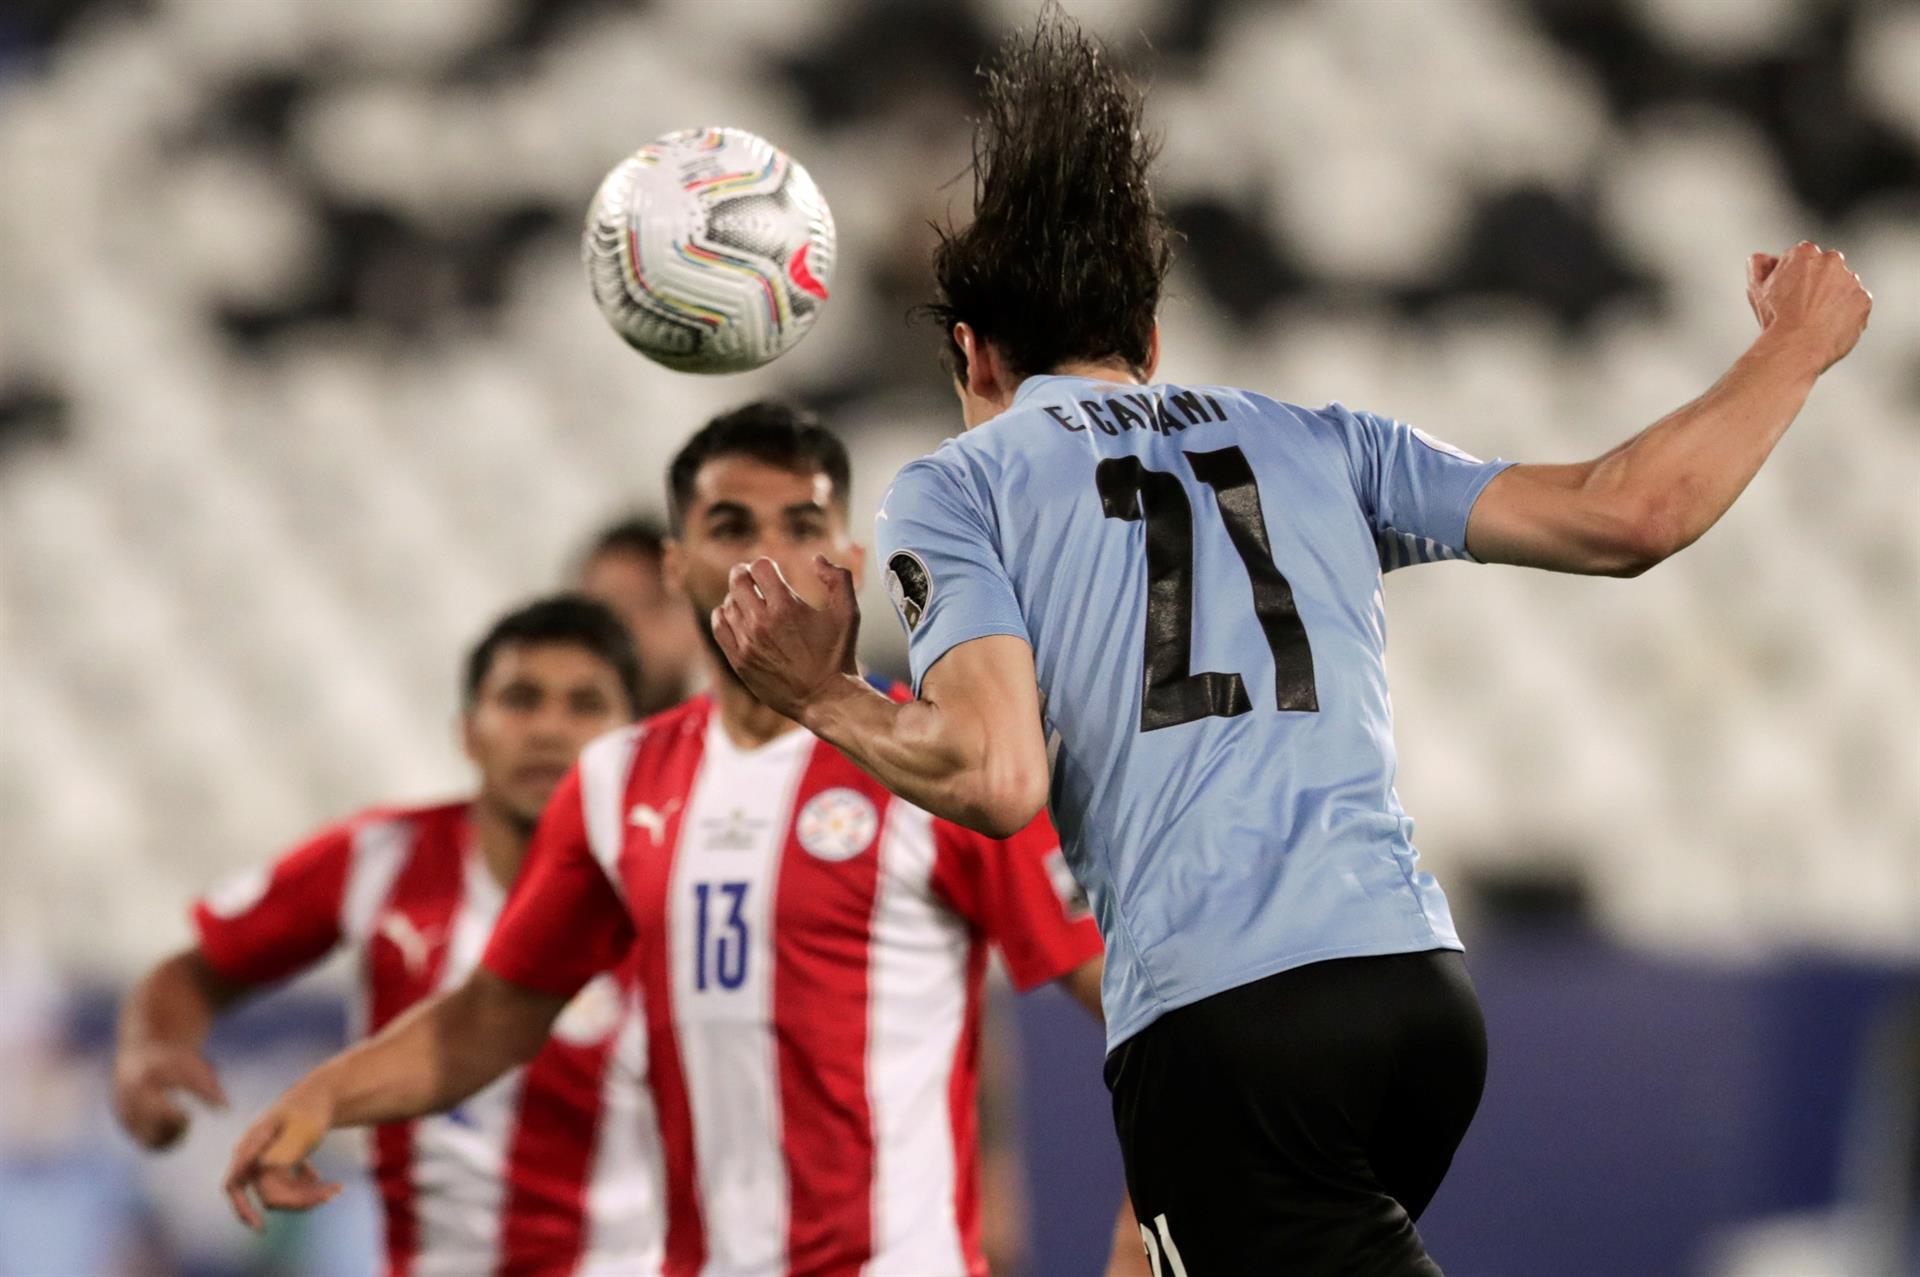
[875,455,1030,695]
[482,767,635,999]
[1330,403,1515,570]
[191,823,354,986]
[929,810,1103,993]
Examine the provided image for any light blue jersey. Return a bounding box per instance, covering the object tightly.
[875,375,1515,1050]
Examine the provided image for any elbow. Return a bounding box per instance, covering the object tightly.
[1600,540,1663,579]
[1566,462,1695,577]
[1598,500,1686,578]
[500,1021,549,1071]
[494,1004,557,1073]
[444,978,547,1083]
[957,759,1049,840]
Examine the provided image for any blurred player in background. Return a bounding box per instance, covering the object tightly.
[115,595,655,1277]
[708,9,1874,1275]
[576,515,703,716]
[223,403,1144,1277]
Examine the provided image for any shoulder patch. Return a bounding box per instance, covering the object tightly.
[885,549,933,632]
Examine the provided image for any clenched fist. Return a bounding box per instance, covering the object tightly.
[113,1039,228,1151]
[710,555,861,722]
[1747,241,1872,374]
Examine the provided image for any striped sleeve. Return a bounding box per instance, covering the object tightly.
[191,821,354,986]
[1375,527,1473,571]
[484,767,635,999]
[928,810,1103,993]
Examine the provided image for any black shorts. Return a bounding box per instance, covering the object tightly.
[1105,949,1487,1276]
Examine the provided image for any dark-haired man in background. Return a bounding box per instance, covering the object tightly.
[575,516,703,716]
[115,595,661,1277]
[708,9,1873,1275]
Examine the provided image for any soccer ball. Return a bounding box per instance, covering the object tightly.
[582,127,836,374]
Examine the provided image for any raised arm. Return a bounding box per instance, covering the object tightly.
[803,634,1049,838]
[1467,243,1871,576]
[222,969,567,1229]
[712,556,1048,837]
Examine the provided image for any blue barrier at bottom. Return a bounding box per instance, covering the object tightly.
[1014,935,1915,1277]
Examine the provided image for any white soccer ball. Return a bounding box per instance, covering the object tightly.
[582,127,836,374]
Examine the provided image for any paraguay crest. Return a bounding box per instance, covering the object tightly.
[797,787,879,861]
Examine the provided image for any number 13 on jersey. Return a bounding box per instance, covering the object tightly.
[692,880,749,991]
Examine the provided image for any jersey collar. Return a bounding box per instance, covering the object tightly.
[1011,373,1098,406]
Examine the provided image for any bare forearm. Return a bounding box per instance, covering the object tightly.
[224,973,565,1226]
[714,565,1050,835]
[1470,332,1822,575]
[119,952,243,1054]
[1586,330,1820,559]
[115,951,246,1146]
[1059,956,1105,1023]
[801,672,1043,837]
[300,979,551,1129]
[1470,245,1868,577]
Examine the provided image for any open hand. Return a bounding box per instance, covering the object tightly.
[223,1084,341,1231]
[710,555,860,722]
[112,1040,228,1151]
[1747,241,1871,373]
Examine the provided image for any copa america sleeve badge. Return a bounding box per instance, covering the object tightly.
[885,550,933,632]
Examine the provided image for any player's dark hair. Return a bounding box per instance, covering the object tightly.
[925,4,1172,382]
[463,594,643,718]
[666,400,851,531]
[582,515,667,565]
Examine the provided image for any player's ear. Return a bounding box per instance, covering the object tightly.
[954,323,985,396]
[947,324,969,394]
[457,708,481,765]
[1142,322,1161,382]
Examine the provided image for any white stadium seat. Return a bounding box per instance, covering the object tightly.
[0,0,1912,979]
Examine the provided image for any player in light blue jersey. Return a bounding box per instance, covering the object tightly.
[709,11,1872,1274]
[874,386,1517,1051]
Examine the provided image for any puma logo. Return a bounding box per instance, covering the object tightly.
[376,913,444,978]
[628,799,682,845]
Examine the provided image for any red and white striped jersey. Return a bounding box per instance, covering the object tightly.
[482,694,1104,1277]
[193,800,662,1277]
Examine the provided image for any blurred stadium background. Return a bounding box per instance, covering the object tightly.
[0,0,1915,1273]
